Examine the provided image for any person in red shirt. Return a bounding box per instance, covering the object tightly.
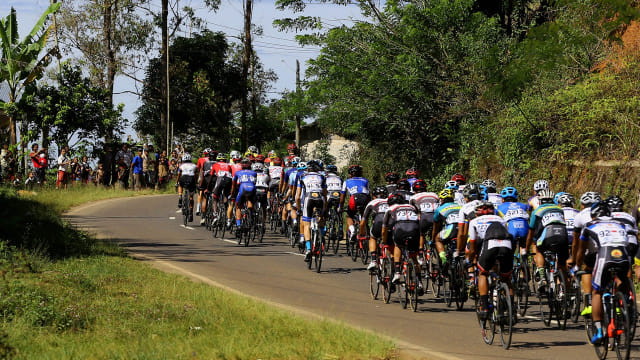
[29,144,46,186]
[195,148,211,216]
[37,148,48,185]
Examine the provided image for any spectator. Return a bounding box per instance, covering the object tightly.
[101,145,115,187]
[169,157,178,181]
[117,162,127,189]
[56,148,70,189]
[157,150,169,188]
[1,143,9,181]
[174,144,184,160]
[80,155,91,184]
[115,143,132,189]
[131,148,143,191]
[29,144,44,185]
[95,163,105,187]
[37,148,48,185]
[142,148,156,188]
[71,157,81,186]
[6,150,16,182]
[24,171,37,189]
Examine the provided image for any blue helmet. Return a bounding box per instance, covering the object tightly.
[553,191,566,205]
[445,180,458,190]
[500,186,518,200]
[297,162,307,171]
[326,164,338,173]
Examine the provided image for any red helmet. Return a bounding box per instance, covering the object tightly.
[412,179,427,193]
[241,158,252,169]
[451,173,466,184]
[246,154,255,162]
[287,143,297,151]
[255,154,265,163]
[273,157,282,166]
[406,167,419,178]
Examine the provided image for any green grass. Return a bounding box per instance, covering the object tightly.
[0,187,395,359]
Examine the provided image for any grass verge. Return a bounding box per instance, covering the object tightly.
[0,187,395,359]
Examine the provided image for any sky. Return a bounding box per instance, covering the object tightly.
[1,0,367,140]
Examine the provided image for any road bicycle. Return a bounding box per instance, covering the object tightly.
[536,251,569,330]
[512,251,530,317]
[326,206,343,255]
[475,254,514,350]
[268,192,282,233]
[308,208,325,272]
[370,243,394,302]
[181,188,192,226]
[204,191,214,230]
[238,204,255,247]
[212,200,228,239]
[426,239,445,299]
[254,198,266,243]
[395,236,421,312]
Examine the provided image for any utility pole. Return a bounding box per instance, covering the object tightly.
[294,59,301,148]
[166,15,171,157]
[240,0,253,151]
[161,0,169,155]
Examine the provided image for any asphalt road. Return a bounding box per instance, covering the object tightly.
[65,195,640,360]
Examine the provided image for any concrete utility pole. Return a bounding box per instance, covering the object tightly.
[240,0,253,151]
[294,59,301,147]
[161,0,169,155]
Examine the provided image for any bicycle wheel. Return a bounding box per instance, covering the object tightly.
[349,233,358,262]
[429,252,441,298]
[514,265,529,317]
[455,260,467,310]
[359,241,369,265]
[398,272,408,309]
[370,264,380,300]
[444,272,454,307]
[626,278,637,339]
[497,282,513,349]
[407,259,419,312]
[539,290,552,327]
[421,252,430,296]
[585,310,608,359]
[307,231,313,270]
[315,230,324,273]
[220,206,227,239]
[182,191,189,226]
[570,275,582,323]
[478,297,495,345]
[255,204,264,243]
[614,291,631,360]
[382,257,393,304]
[553,272,568,330]
[288,221,296,248]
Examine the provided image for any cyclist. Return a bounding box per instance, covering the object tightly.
[289,160,308,245]
[267,157,284,211]
[497,186,529,255]
[385,172,400,194]
[410,179,439,244]
[195,148,212,216]
[525,189,569,292]
[577,202,632,344]
[451,173,466,205]
[176,153,197,222]
[197,150,217,225]
[572,191,601,314]
[295,160,327,262]
[527,179,549,212]
[432,188,462,268]
[555,193,579,261]
[482,179,502,207]
[325,165,343,213]
[210,153,232,224]
[405,168,419,188]
[393,179,412,202]
[253,162,270,227]
[606,195,638,255]
[287,143,298,157]
[226,150,243,228]
[457,183,484,259]
[361,186,389,271]
[280,157,300,233]
[340,164,370,246]
[382,193,424,295]
[230,158,257,237]
[466,201,514,320]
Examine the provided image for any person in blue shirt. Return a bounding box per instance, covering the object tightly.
[295,160,327,262]
[339,164,370,245]
[231,158,257,237]
[497,186,529,254]
[131,148,143,191]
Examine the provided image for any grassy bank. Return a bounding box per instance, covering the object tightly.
[0,187,395,359]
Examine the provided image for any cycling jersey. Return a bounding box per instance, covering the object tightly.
[230,163,242,178]
[393,189,412,203]
[611,211,639,246]
[454,191,465,205]
[267,165,283,187]
[529,203,568,264]
[527,195,540,212]
[410,192,438,234]
[458,199,484,225]
[211,162,232,178]
[178,162,197,177]
[386,184,397,195]
[572,207,592,235]
[468,215,512,274]
[233,169,257,206]
[362,198,389,240]
[383,203,420,251]
[487,193,503,208]
[255,172,270,188]
[562,207,579,242]
[202,159,214,175]
[298,171,326,221]
[326,174,343,192]
[341,177,370,195]
[497,201,529,241]
[196,157,207,171]
[581,219,630,291]
[433,201,461,241]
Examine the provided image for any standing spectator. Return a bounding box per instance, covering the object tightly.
[115,143,132,189]
[157,150,169,188]
[142,148,156,188]
[95,163,105,187]
[24,171,37,189]
[29,144,43,185]
[174,144,184,160]
[38,148,48,185]
[131,148,143,191]
[56,148,70,189]
[80,155,91,184]
[71,157,81,186]
[1,143,10,181]
[101,145,115,187]
[6,150,16,182]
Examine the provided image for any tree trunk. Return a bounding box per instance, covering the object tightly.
[160,0,168,152]
[9,114,16,146]
[103,0,117,143]
[241,0,253,151]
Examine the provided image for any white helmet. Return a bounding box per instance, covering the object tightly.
[533,179,549,192]
[230,150,241,160]
[181,153,192,162]
[580,191,601,206]
[251,163,264,172]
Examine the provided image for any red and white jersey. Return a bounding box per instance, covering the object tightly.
[211,161,232,178]
[410,192,439,214]
[230,163,242,177]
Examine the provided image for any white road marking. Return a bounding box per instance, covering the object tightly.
[169,216,175,220]
[285,252,305,257]
[180,225,194,230]
[175,210,182,213]
[223,239,237,244]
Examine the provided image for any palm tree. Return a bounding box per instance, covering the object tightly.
[0,3,61,146]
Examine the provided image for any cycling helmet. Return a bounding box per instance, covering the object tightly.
[255,154,265,163]
[315,159,324,170]
[297,162,308,171]
[267,150,277,159]
[580,191,601,206]
[533,179,549,193]
[387,193,405,206]
[247,145,259,154]
[230,150,241,160]
[272,157,282,166]
[287,143,297,151]
[412,179,427,193]
[385,172,400,183]
[203,148,211,155]
[241,158,252,169]
[405,167,419,178]
[397,179,411,191]
[537,189,555,204]
[474,200,495,216]
[451,173,466,185]
[291,156,301,166]
[605,195,624,212]
[326,164,338,173]
[373,185,388,198]
[479,186,488,201]
[553,191,566,205]
[500,186,518,200]
[216,153,227,161]
[251,162,264,172]
[181,153,192,162]
[348,164,363,177]
[307,160,321,172]
[482,179,497,193]
[591,201,611,219]
[439,188,455,202]
[462,183,480,200]
[556,192,575,207]
[444,180,458,190]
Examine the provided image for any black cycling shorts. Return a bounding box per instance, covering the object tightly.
[179,175,196,192]
[419,216,433,237]
[347,193,369,218]
[477,240,514,275]
[200,175,214,192]
[213,177,232,199]
[592,246,630,291]
[392,222,420,252]
[537,226,569,267]
[255,187,268,207]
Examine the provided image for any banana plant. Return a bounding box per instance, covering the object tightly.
[0,2,61,145]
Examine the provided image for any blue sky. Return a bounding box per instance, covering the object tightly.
[1,0,366,139]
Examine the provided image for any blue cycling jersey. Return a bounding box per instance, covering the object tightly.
[341,177,369,195]
[407,178,418,188]
[497,201,529,239]
[283,167,296,186]
[233,169,257,191]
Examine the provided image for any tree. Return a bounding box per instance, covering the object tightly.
[0,3,61,146]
